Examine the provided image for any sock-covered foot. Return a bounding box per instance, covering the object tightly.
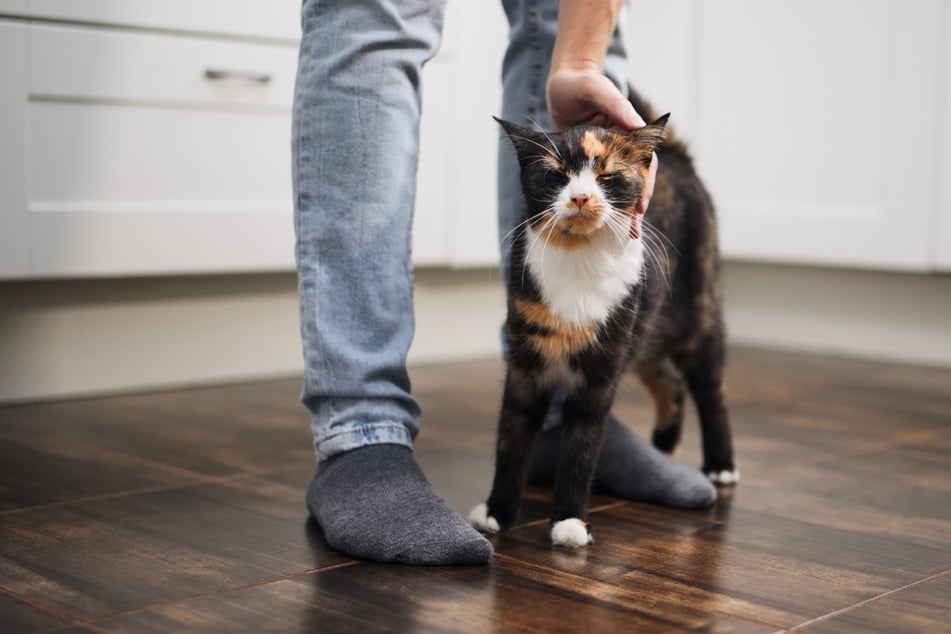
[527,415,716,509]
[307,444,493,565]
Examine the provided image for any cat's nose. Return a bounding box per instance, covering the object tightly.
[570,194,590,210]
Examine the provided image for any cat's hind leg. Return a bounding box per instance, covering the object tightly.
[680,335,739,485]
[637,358,687,456]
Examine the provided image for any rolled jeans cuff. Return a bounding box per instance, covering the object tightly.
[314,421,415,463]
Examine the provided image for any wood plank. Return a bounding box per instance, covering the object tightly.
[0,588,73,632]
[0,468,346,621]
[795,571,951,633]
[90,557,771,633]
[734,438,951,551]
[0,437,200,513]
[0,346,948,632]
[491,500,951,629]
[0,380,313,482]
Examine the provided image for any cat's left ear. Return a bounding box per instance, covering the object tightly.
[629,113,670,164]
[494,116,548,165]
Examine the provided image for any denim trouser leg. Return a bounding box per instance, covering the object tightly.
[497,0,632,275]
[293,0,447,462]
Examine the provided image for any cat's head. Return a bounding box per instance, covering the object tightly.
[497,115,668,248]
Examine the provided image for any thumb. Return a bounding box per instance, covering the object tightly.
[594,77,644,130]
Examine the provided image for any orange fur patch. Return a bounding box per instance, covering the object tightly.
[581,131,607,158]
[515,298,598,360]
[541,154,562,171]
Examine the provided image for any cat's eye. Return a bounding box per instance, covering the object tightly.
[597,173,620,183]
[543,170,569,188]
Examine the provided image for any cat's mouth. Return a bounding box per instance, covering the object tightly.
[555,208,605,237]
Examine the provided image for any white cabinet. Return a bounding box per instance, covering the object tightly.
[0,2,507,279]
[632,0,949,272]
[26,25,298,276]
[8,2,944,278]
[23,0,300,41]
[0,22,29,278]
[0,0,26,15]
[695,0,941,271]
[935,1,951,270]
[413,0,508,268]
[0,8,300,279]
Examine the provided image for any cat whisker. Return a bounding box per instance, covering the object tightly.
[641,225,674,292]
[603,208,633,245]
[500,213,545,251]
[525,116,565,164]
[504,133,563,167]
[643,220,680,255]
[640,233,672,296]
[520,210,558,289]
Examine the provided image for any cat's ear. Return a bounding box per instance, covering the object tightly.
[494,116,549,164]
[629,113,670,164]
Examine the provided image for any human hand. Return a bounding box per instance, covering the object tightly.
[547,66,642,131]
[546,67,658,218]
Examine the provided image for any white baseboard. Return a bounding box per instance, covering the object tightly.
[722,262,951,368]
[1,263,948,402]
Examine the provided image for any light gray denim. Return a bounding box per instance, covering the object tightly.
[293,0,631,462]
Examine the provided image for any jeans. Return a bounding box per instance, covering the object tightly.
[293,0,631,462]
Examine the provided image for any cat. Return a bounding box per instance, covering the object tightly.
[469,90,737,547]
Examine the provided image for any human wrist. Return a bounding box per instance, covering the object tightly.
[550,0,622,77]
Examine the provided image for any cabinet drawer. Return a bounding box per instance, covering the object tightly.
[24,0,300,41]
[30,25,298,110]
[27,100,294,276]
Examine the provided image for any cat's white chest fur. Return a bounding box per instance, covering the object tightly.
[525,228,644,328]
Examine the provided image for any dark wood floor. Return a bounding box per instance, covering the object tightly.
[1,347,950,633]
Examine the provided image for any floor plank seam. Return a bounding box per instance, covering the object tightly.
[0,460,315,518]
[785,568,951,631]
[505,500,629,531]
[66,560,362,629]
[492,553,785,630]
[0,585,85,630]
[743,428,941,482]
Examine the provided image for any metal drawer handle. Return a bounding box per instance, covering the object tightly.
[204,68,273,84]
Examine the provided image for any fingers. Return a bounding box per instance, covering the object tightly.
[547,70,646,131]
[592,77,643,131]
[637,151,659,216]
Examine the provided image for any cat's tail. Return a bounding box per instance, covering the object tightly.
[627,84,661,124]
[627,84,686,155]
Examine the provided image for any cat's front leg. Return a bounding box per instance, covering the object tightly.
[470,366,551,534]
[549,388,614,547]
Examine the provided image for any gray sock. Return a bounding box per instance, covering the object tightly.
[307,444,493,565]
[528,415,717,509]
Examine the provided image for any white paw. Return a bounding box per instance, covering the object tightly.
[550,518,592,547]
[469,503,500,533]
[707,468,741,486]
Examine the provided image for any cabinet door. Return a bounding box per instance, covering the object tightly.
[0,22,29,279]
[26,26,296,277]
[25,0,300,41]
[0,1,27,14]
[443,0,508,268]
[935,1,951,270]
[694,0,941,271]
[413,0,508,268]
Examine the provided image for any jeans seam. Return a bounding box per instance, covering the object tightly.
[527,0,541,122]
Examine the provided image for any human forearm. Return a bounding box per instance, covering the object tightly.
[551,0,625,74]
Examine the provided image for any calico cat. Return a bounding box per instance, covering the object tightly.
[469,92,737,547]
